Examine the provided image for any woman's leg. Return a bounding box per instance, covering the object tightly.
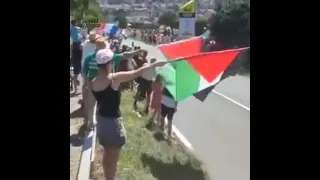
[86,86,96,130]
[97,117,126,180]
[103,148,121,180]
[166,108,175,139]
[133,84,142,110]
[145,93,150,114]
[81,82,89,129]
[154,111,160,128]
[144,81,152,114]
[159,116,165,132]
[133,80,142,110]
[145,109,156,129]
[160,104,168,132]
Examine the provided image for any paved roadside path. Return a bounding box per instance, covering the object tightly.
[70,79,84,180]
[122,39,250,180]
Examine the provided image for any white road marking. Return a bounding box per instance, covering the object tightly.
[168,90,250,152]
[212,90,250,111]
[165,117,194,151]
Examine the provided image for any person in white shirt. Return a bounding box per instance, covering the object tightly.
[160,87,177,141]
[121,29,127,39]
[81,31,98,68]
[141,57,156,113]
[79,31,99,130]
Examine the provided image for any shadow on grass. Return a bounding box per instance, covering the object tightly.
[70,107,84,119]
[70,134,84,147]
[141,153,207,180]
[136,109,147,116]
[153,132,166,142]
[70,124,87,147]
[70,92,81,98]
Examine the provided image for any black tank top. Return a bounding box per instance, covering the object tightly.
[92,85,121,118]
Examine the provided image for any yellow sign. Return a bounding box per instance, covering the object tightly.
[179,0,197,13]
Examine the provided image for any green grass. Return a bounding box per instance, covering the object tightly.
[91,91,209,180]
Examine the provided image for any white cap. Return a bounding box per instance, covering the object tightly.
[96,49,114,65]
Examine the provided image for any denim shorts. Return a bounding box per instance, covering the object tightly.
[96,115,126,149]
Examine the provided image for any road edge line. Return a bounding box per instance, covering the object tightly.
[164,117,194,151]
[212,90,250,111]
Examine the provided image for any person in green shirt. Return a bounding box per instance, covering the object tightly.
[81,37,143,132]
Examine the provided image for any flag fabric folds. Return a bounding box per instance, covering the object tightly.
[156,48,246,102]
[154,30,249,102]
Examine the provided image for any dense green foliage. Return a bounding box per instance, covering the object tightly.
[158,12,178,27]
[208,0,250,75]
[209,0,250,48]
[195,19,208,36]
[70,0,106,28]
[114,16,128,29]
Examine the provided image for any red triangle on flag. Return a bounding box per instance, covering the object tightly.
[159,37,203,60]
[185,49,241,82]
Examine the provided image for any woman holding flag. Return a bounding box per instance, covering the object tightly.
[91,47,166,180]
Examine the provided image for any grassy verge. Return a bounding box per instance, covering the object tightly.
[91,91,209,180]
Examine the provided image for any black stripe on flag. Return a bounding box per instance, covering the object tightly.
[193,48,250,102]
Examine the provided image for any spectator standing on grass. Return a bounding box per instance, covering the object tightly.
[146,73,163,129]
[80,31,100,131]
[91,48,166,180]
[133,51,156,114]
[159,87,178,141]
[118,45,130,91]
[82,38,144,133]
[81,31,98,69]
[81,35,106,133]
[70,19,83,93]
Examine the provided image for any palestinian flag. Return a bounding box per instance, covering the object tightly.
[147,30,249,101]
[156,48,249,101]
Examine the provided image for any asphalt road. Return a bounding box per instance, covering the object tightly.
[123,39,250,180]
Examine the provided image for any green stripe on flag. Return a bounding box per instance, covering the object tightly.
[175,59,201,101]
[156,63,176,100]
[156,60,201,101]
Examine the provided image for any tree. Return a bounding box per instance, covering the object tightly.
[82,0,89,10]
[70,0,107,26]
[209,0,250,49]
[114,16,127,29]
[195,19,208,36]
[158,12,178,27]
[208,0,250,77]
[114,9,126,17]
